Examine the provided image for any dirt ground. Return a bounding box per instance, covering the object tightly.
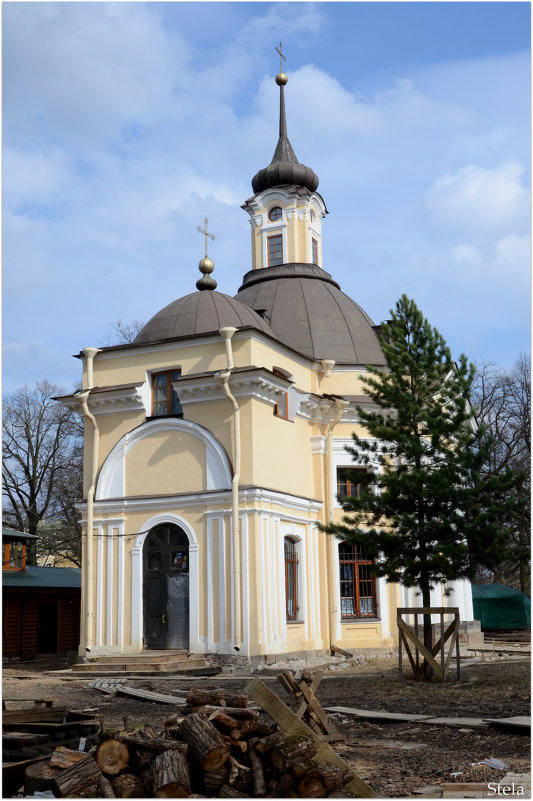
[3,654,530,798]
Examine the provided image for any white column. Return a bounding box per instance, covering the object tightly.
[218,518,227,649]
[378,576,390,639]
[240,514,249,655]
[106,526,114,646]
[207,516,214,651]
[189,542,200,652]
[130,545,142,651]
[117,526,124,650]
[95,526,104,647]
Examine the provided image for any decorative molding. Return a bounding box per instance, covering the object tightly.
[310,435,326,455]
[175,370,289,408]
[89,385,146,416]
[95,417,232,501]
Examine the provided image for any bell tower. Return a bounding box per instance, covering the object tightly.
[242,44,327,271]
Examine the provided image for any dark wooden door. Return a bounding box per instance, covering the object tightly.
[143,524,189,650]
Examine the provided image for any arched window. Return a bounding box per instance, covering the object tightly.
[338,541,376,618]
[284,537,299,621]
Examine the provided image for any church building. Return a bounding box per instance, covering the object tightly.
[60,58,474,662]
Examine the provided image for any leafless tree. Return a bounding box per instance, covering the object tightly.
[2,380,83,564]
[472,354,530,592]
[100,318,145,346]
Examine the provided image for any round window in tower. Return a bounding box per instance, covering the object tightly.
[269,206,282,222]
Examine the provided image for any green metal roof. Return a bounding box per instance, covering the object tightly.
[2,565,81,589]
[2,527,40,540]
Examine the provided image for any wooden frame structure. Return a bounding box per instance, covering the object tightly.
[276,670,344,742]
[397,607,461,682]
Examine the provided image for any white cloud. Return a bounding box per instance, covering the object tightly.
[452,244,482,266]
[424,160,529,235]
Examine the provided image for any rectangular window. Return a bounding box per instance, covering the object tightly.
[285,537,298,620]
[339,542,377,618]
[268,235,283,267]
[152,370,183,417]
[312,238,318,265]
[274,391,289,419]
[337,467,367,499]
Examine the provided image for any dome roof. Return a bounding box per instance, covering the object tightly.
[235,264,386,365]
[134,290,277,345]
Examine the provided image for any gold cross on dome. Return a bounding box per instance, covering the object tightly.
[197,217,215,258]
[276,42,286,72]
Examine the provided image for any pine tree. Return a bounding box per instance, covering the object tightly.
[322,295,520,680]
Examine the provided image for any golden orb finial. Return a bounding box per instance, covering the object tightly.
[275,72,288,86]
[196,218,217,290]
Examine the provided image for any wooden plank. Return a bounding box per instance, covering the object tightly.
[2,708,68,724]
[483,716,531,733]
[326,706,431,723]
[292,671,323,720]
[444,622,459,677]
[246,679,375,798]
[297,682,341,736]
[114,685,187,705]
[397,618,444,680]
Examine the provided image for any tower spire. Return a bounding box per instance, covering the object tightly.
[250,44,318,194]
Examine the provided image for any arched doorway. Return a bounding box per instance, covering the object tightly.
[143,524,190,650]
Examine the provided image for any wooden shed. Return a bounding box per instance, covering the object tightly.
[2,528,81,660]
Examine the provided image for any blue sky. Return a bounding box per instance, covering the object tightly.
[3,1,530,394]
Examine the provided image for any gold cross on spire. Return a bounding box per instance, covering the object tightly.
[276,42,286,72]
[197,217,215,258]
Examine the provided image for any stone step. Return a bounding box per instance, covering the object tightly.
[72,654,209,673]
[97,650,189,664]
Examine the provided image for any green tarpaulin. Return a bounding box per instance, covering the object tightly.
[472,583,530,630]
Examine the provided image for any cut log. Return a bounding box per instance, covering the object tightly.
[184,705,259,722]
[24,759,61,795]
[206,708,246,733]
[248,738,266,797]
[297,765,350,797]
[52,755,102,798]
[270,734,318,773]
[266,774,296,798]
[98,773,117,798]
[227,756,251,793]
[96,739,130,776]
[203,765,229,796]
[186,688,248,709]
[50,746,89,769]
[219,784,249,798]
[111,773,146,798]
[253,732,282,755]
[179,713,230,772]
[116,734,188,754]
[152,748,191,798]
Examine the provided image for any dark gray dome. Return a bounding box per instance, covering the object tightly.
[235,264,386,365]
[134,290,277,344]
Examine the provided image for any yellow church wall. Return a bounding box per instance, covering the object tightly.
[125,430,206,496]
[249,402,316,498]
[246,338,313,389]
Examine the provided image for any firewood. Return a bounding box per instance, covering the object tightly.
[291,761,315,781]
[270,734,317,773]
[96,739,130,776]
[50,746,89,769]
[116,734,188,754]
[111,773,147,798]
[184,705,258,721]
[186,688,248,708]
[23,760,61,795]
[229,739,248,755]
[97,773,116,798]
[253,732,282,755]
[179,713,230,771]
[298,765,351,797]
[203,765,229,796]
[206,708,246,733]
[266,773,296,798]
[227,756,251,793]
[151,748,191,797]
[164,713,187,727]
[219,785,249,798]
[52,755,102,798]
[248,737,266,797]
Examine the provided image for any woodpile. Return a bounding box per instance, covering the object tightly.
[22,683,370,798]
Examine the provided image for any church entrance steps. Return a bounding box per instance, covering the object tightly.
[72,652,211,673]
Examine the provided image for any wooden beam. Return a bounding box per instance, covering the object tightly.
[397,619,444,680]
[246,678,375,798]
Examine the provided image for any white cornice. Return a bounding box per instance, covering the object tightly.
[89,385,145,416]
[80,485,322,520]
[174,369,291,407]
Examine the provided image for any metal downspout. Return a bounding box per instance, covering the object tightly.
[77,346,100,654]
[218,327,242,652]
[325,397,349,649]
